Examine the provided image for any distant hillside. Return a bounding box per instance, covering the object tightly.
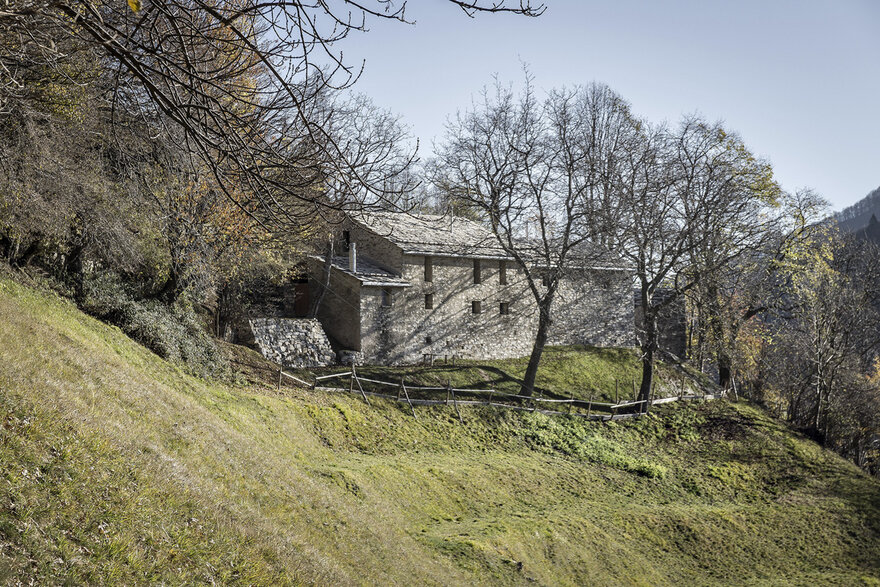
[855,214,880,244]
[1,275,879,585]
[835,185,880,233]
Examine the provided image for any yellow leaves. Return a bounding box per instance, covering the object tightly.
[127,0,141,12]
[869,358,880,387]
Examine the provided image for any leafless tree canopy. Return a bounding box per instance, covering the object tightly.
[435,75,783,400]
[0,0,543,228]
[435,79,634,395]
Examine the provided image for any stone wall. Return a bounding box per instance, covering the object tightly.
[550,268,635,348]
[338,219,404,273]
[634,289,687,358]
[308,259,362,351]
[358,254,635,364]
[249,318,336,368]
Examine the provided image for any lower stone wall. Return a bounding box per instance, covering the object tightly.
[358,255,635,365]
[634,289,687,358]
[250,318,336,368]
[549,268,635,348]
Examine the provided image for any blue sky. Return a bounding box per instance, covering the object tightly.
[334,0,879,210]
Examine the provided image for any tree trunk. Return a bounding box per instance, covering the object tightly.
[520,305,552,397]
[215,284,232,340]
[67,242,86,302]
[309,241,334,318]
[638,288,658,403]
[13,240,39,267]
[639,345,655,404]
[718,351,732,390]
[704,280,733,390]
[156,269,181,304]
[0,235,10,261]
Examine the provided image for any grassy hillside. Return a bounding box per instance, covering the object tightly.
[1,277,879,585]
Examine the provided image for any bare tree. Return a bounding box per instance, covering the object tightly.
[592,115,779,402]
[675,116,783,389]
[435,79,624,396]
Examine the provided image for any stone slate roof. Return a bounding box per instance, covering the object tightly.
[355,211,630,270]
[325,255,410,288]
[355,212,510,259]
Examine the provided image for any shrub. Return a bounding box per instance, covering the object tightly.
[79,272,227,379]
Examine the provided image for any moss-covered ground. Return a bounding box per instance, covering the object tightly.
[1,277,878,585]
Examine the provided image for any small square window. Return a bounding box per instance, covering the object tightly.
[472,300,482,314]
[473,259,481,284]
[541,273,550,287]
[424,256,433,282]
[424,293,434,309]
[381,288,392,307]
[426,335,433,345]
[500,302,510,315]
[499,261,507,285]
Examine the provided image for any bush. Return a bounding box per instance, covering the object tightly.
[79,272,227,379]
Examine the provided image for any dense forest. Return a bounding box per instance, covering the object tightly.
[1,0,879,477]
[835,186,880,232]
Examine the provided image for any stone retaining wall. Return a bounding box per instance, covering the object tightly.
[249,318,336,368]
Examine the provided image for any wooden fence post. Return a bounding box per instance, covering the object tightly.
[445,380,451,405]
[615,379,619,406]
[401,379,417,419]
[352,365,370,405]
[451,388,464,424]
[587,394,593,418]
[278,367,283,391]
[349,365,355,395]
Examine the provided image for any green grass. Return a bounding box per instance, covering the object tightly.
[293,346,708,404]
[1,276,879,585]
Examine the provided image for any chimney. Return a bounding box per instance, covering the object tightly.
[349,242,357,274]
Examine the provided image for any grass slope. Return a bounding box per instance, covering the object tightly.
[1,277,879,585]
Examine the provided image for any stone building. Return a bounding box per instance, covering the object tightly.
[308,212,634,365]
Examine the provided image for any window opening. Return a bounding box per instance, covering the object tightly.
[472,300,482,314]
[425,293,434,309]
[473,259,481,284]
[499,260,507,285]
[424,256,433,282]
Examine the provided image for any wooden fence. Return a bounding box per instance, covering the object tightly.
[279,365,720,422]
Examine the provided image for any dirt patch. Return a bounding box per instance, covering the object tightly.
[220,341,281,387]
[699,413,752,442]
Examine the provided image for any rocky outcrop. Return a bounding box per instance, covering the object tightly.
[249,318,336,368]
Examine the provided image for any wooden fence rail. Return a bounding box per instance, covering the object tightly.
[278,365,720,421]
